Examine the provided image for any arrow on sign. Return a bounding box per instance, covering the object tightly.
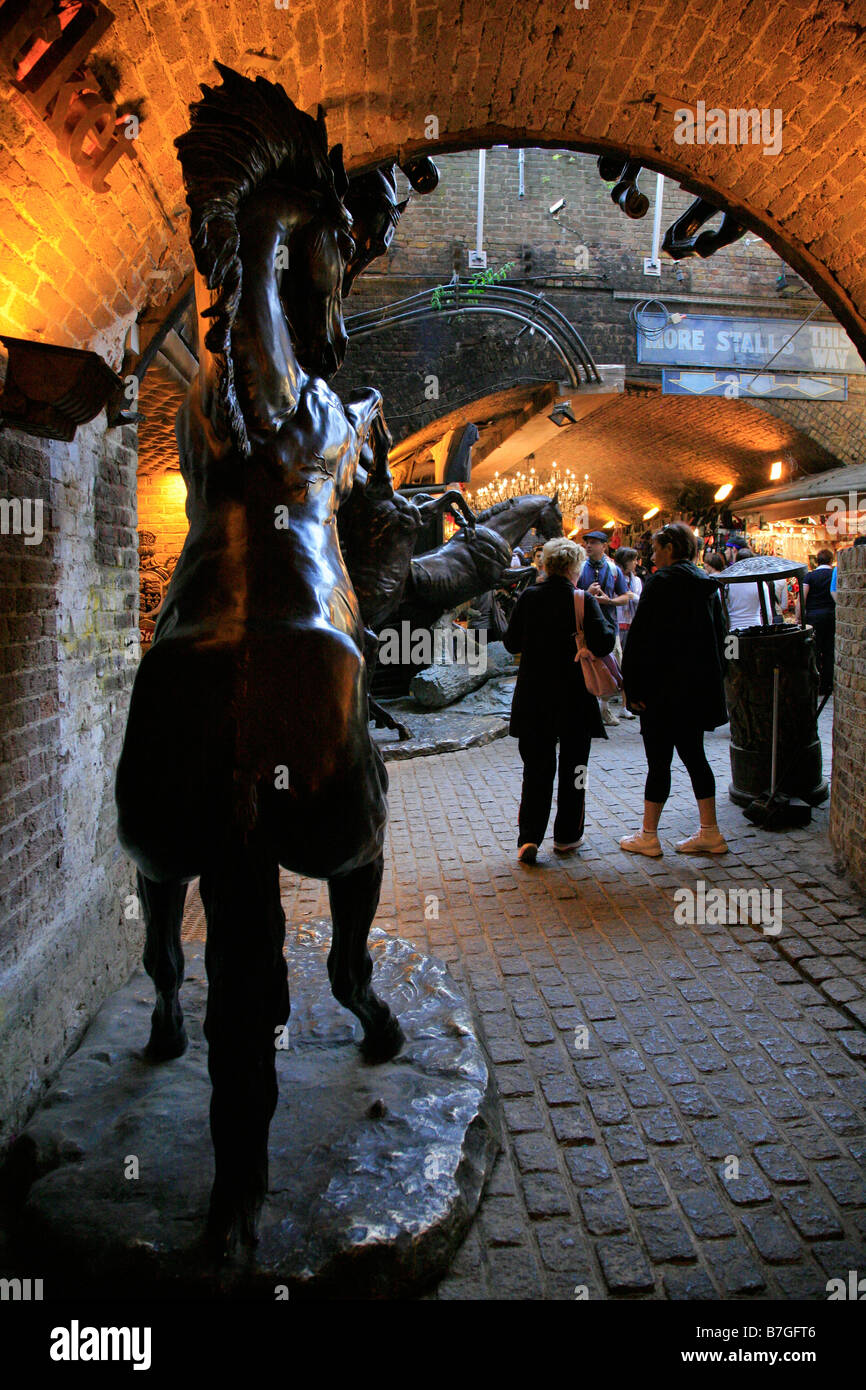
[667,373,720,394]
[794,376,846,398]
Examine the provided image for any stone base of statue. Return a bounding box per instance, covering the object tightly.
[6,923,500,1299]
[410,641,516,709]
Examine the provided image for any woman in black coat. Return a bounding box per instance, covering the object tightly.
[801,548,836,696]
[503,536,614,864]
[621,521,728,858]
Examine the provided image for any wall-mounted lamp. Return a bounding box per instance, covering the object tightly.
[0,335,124,441]
[770,461,783,481]
[714,483,734,503]
[643,506,660,521]
[549,198,566,216]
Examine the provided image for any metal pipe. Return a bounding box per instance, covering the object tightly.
[351,301,595,381]
[350,305,582,385]
[476,148,486,259]
[650,173,665,267]
[770,667,780,795]
[518,148,525,199]
[344,280,603,384]
[346,281,598,355]
[758,580,771,626]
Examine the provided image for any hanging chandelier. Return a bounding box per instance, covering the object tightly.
[468,462,592,514]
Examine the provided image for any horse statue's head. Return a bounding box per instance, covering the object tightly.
[342,156,439,295]
[537,490,563,539]
[343,164,408,295]
[176,63,354,453]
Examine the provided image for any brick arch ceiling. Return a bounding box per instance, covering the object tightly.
[2,1,866,359]
[469,391,844,527]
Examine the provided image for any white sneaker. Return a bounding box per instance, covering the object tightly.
[675,827,729,855]
[601,706,620,726]
[554,838,583,854]
[517,842,538,864]
[620,709,637,720]
[620,830,663,858]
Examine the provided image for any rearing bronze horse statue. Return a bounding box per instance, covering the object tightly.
[116,65,403,1256]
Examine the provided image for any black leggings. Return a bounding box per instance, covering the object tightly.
[808,608,835,695]
[641,717,715,804]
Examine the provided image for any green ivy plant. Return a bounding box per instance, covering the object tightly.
[431,261,515,310]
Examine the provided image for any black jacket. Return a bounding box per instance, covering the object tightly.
[503,575,614,739]
[621,561,727,730]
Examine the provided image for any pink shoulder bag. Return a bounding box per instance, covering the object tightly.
[574,590,623,698]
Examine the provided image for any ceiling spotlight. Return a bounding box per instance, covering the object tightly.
[549,401,577,427]
[714,483,734,503]
[643,506,660,521]
[603,519,616,529]
[549,198,566,216]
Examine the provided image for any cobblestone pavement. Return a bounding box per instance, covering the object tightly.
[184,700,866,1299]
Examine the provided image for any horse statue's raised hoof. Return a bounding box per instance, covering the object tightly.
[360,1012,405,1064]
[144,1003,188,1063]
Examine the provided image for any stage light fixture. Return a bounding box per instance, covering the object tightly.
[549,401,577,427]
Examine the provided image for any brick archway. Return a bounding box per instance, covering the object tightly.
[1,2,866,360]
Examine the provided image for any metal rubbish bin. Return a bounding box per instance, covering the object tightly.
[716,557,829,808]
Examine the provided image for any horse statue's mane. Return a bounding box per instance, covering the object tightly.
[476,493,558,521]
[174,62,351,455]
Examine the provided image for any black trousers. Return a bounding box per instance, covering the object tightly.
[809,608,836,695]
[641,716,715,804]
[517,727,591,846]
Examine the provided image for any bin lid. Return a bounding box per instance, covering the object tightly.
[714,555,809,584]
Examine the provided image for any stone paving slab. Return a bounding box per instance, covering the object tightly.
[181,701,866,1299]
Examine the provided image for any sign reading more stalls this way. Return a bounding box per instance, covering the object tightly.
[637,313,865,375]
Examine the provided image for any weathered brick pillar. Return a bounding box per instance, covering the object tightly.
[830,545,866,893]
[0,416,142,1153]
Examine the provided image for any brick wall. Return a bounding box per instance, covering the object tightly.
[371,148,795,295]
[0,415,141,1153]
[137,470,188,572]
[830,545,866,896]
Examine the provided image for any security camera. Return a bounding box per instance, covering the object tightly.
[549,198,566,216]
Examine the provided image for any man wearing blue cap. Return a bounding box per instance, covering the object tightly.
[579,532,630,725]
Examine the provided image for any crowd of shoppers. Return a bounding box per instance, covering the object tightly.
[504,516,842,865]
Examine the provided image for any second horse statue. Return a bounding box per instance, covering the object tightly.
[116,65,404,1256]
